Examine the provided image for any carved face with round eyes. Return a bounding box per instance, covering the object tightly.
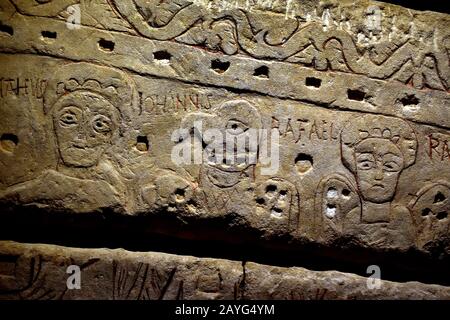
[207,101,261,173]
[354,138,404,203]
[52,92,119,167]
[255,179,296,219]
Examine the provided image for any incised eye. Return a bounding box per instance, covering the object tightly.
[357,160,374,170]
[383,161,401,172]
[92,115,112,133]
[59,111,79,127]
[226,119,248,135]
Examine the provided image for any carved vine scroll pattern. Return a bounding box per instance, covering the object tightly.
[109,0,450,91]
[4,0,449,90]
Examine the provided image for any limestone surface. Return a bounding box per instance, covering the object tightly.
[0,241,449,300]
[0,0,449,299]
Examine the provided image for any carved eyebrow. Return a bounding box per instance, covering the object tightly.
[59,105,82,112]
[355,152,374,158]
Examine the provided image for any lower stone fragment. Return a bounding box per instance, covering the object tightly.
[0,241,449,300]
[243,263,450,300]
[0,241,243,300]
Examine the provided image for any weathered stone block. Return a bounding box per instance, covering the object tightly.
[0,0,449,298]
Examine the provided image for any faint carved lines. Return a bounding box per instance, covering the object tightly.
[112,261,179,300]
[408,181,450,249]
[0,254,42,295]
[254,177,300,232]
[109,1,449,91]
[314,173,360,237]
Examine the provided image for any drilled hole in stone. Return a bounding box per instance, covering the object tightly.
[256,198,265,205]
[347,89,366,101]
[271,207,283,217]
[280,190,287,196]
[253,65,269,78]
[342,189,351,197]
[0,22,13,36]
[422,208,431,216]
[295,153,313,174]
[41,30,57,39]
[436,211,448,220]
[98,38,115,51]
[0,133,18,153]
[434,192,446,203]
[136,136,149,152]
[174,188,186,201]
[266,184,277,193]
[154,50,171,62]
[305,77,322,88]
[211,59,230,73]
[400,94,420,106]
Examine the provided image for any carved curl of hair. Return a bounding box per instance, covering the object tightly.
[43,62,139,123]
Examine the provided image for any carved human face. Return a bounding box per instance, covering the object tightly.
[410,183,449,248]
[256,179,295,219]
[206,101,261,173]
[354,138,404,203]
[53,92,119,167]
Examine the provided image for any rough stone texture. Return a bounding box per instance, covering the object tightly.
[0,241,243,300]
[0,241,449,300]
[243,262,450,300]
[0,0,449,299]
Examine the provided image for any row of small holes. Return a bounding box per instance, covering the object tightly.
[208,61,421,106]
[33,29,422,107]
[211,59,270,79]
[97,39,173,63]
[209,60,325,89]
[40,31,116,53]
[36,29,426,107]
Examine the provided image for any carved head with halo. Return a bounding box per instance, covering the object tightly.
[44,62,138,168]
[340,114,417,203]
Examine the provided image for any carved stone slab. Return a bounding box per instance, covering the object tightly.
[0,241,449,300]
[0,0,449,297]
